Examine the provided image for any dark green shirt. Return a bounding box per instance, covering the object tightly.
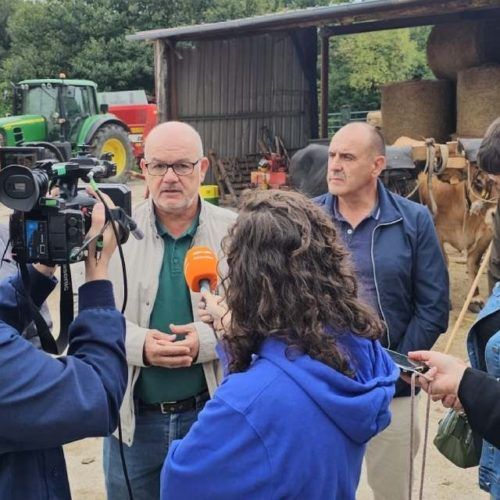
[134,216,207,403]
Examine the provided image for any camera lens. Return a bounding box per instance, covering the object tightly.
[0,165,48,211]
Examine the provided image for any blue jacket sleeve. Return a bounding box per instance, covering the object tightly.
[161,396,273,500]
[0,279,127,453]
[397,209,449,355]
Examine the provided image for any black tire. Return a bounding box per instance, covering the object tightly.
[90,124,134,183]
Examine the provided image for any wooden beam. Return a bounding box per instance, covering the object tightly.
[154,40,167,123]
[320,36,329,139]
[165,40,179,120]
[320,7,500,37]
[290,28,319,140]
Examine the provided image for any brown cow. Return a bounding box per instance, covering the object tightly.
[418,169,496,312]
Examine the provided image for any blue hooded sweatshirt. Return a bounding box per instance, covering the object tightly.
[161,332,398,499]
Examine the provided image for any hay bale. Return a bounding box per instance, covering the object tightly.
[457,65,500,137]
[381,80,455,145]
[366,110,382,129]
[427,20,500,81]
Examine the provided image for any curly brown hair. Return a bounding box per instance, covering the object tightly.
[221,189,383,375]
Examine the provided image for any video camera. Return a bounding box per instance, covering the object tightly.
[0,154,133,264]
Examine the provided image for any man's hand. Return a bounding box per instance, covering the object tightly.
[169,323,200,360]
[143,330,193,368]
[84,192,118,282]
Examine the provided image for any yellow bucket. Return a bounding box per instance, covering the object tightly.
[199,185,219,206]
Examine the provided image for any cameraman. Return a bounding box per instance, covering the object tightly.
[0,201,127,499]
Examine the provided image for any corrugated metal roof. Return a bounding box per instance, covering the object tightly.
[128,0,500,42]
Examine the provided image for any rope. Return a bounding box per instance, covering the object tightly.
[409,375,415,500]
[443,242,493,354]
[418,387,432,500]
[409,373,433,500]
[435,144,449,176]
[425,139,438,217]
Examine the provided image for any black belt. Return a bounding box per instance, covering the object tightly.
[137,390,209,415]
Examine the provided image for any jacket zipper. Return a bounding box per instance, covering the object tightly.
[371,217,402,349]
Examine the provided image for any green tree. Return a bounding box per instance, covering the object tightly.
[0,0,433,115]
[328,27,434,111]
[0,0,20,116]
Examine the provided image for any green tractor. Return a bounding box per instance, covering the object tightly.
[0,78,134,181]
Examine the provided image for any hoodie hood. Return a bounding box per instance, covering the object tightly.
[258,333,398,444]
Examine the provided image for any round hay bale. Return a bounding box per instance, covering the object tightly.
[381,80,455,145]
[457,65,500,137]
[427,20,500,81]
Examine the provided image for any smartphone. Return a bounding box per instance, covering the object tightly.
[384,348,429,374]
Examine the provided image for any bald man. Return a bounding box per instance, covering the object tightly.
[103,121,237,500]
[314,123,449,500]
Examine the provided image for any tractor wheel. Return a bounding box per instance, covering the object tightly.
[90,124,134,182]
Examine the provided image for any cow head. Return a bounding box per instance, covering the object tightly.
[469,162,499,202]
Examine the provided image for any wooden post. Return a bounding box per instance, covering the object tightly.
[166,40,179,120]
[320,36,329,139]
[208,149,226,201]
[154,40,168,124]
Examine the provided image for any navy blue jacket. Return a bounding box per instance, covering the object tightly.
[0,266,127,499]
[315,182,449,396]
[162,334,398,499]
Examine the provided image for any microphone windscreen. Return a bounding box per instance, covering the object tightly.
[184,246,218,292]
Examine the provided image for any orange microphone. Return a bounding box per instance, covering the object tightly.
[184,246,219,293]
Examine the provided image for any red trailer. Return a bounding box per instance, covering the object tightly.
[107,103,157,161]
[99,90,158,164]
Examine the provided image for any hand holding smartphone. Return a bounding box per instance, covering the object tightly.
[384,348,429,374]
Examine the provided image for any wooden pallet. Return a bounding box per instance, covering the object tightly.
[208,151,256,206]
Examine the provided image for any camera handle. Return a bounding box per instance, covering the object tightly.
[107,207,144,243]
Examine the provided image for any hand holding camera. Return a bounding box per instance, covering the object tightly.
[84,191,118,282]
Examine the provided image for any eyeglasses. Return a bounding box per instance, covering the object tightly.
[144,159,200,176]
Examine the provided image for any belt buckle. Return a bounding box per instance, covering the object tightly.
[159,401,176,414]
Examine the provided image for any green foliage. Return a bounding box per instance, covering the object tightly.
[0,0,20,116]
[0,0,433,115]
[329,28,434,111]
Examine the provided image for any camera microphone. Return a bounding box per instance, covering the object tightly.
[90,165,107,176]
[184,246,218,292]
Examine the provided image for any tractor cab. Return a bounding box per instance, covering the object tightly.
[14,79,99,143]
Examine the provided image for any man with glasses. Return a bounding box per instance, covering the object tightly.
[103,121,237,500]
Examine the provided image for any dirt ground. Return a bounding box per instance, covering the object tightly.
[1,179,489,499]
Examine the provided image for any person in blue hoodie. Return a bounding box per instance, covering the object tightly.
[0,201,127,499]
[160,189,399,499]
